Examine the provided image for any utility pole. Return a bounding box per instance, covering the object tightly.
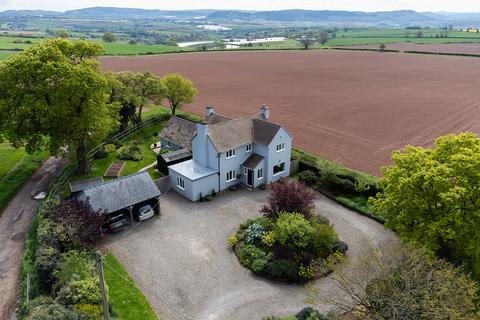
[96,252,110,320]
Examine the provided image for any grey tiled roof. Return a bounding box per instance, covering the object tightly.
[253,118,282,146]
[69,177,104,193]
[160,116,197,149]
[78,172,160,213]
[204,112,232,125]
[242,153,265,169]
[208,117,253,152]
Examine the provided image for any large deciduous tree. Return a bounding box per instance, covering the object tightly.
[0,39,119,173]
[102,32,117,43]
[326,242,479,320]
[370,132,480,279]
[108,71,165,129]
[162,73,198,115]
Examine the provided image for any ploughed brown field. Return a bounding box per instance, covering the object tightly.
[346,42,480,55]
[101,50,480,176]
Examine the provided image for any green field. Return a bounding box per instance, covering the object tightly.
[0,144,49,214]
[101,42,190,55]
[104,252,158,320]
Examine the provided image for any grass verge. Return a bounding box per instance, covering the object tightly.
[0,150,49,215]
[104,252,158,320]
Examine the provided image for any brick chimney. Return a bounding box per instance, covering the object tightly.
[260,104,270,120]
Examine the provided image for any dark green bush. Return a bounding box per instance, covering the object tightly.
[263,259,298,282]
[251,258,269,273]
[297,170,318,186]
[332,241,348,255]
[295,307,334,320]
[93,149,108,159]
[35,245,60,287]
[237,244,271,268]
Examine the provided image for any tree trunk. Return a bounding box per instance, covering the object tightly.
[171,104,176,115]
[120,114,129,131]
[76,142,90,174]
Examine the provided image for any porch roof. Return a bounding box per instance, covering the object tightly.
[242,153,264,170]
[169,159,217,181]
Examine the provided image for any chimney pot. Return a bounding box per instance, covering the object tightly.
[206,106,214,117]
[260,104,270,120]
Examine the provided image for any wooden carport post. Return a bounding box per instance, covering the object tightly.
[128,206,134,226]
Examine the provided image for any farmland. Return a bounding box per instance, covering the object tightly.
[101,50,480,176]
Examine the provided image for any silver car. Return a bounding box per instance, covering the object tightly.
[138,205,155,222]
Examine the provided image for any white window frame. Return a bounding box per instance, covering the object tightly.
[245,143,252,153]
[176,177,185,190]
[226,170,237,182]
[276,143,285,152]
[273,163,285,176]
[226,149,236,159]
[257,168,263,180]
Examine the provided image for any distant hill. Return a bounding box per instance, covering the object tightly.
[0,7,479,27]
[0,10,62,17]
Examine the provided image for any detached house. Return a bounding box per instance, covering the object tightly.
[165,105,292,201]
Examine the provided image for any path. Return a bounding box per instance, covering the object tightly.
[0,157,67,320]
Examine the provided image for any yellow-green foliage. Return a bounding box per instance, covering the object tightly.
[298,263,315,280]
[262,230,276,247]
[228,235,238,247]
[371,132,480,280]
[73,303,102,320]
[104,143,117,153]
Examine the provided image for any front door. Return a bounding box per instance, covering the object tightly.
[247,169,254,187]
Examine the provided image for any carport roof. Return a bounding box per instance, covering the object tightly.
[78,171,160,213]
[169,159,217,181]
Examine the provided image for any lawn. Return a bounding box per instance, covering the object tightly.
[0,144,49,215]
[103,252,158,320]
[71,107,201,183]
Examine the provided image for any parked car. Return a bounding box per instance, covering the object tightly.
[137,205,155,222]
[106,214,128,232]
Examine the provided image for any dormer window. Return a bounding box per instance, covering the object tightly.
[226,149,236,159]
[276,143,285,152]
[245,143,252,153]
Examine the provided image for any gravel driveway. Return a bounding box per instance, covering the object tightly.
[104,189,396,320]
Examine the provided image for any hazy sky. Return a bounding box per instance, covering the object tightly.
[1,0,480,12]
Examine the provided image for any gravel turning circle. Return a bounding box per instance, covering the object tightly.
[103,189,396,320]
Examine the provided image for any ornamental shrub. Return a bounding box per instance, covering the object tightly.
[35,245,61,287]
[104,143,117,153]
[332,241,348,255]
[245,223,266,245]
[56,276,102,306]
[228,235,238,247]
[54,250,96,290]
[298,263,315,280]
[251,258,269,273]
[262,231,276,247]
[237,244,271,267]
[263,259,298,282]
[117,144,143,161]
[23,296,78,320]
[274,212,313,251]
[309,222,339,257]
[73,303,103,319]
[261,179,317,219]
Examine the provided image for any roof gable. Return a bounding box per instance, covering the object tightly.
[160,116,197,149]
[252,118,282,146]
[204,112,232,125]
[79,172,160,213]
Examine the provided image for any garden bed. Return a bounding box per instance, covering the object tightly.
[229,179,347,283]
